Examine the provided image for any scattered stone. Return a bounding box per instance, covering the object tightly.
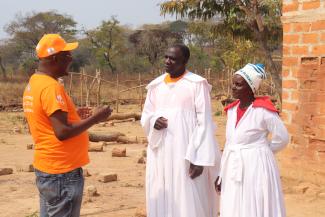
[83,169,91,177]
[0,168,13,176]
[122,183,132,187]
[88,143,104,152]
[318,192,325,199]
[16,164,34,172]
[26,143,34,150]
[134,207,146,217]
[141,138,148,144]
[290,182,320,195]
[100,141,110,146]
[10,187,17,192]
[86,185,99,197]
[290,185,309,194]
[12,127,21,134]
[112,147,126,157]
[99,122,108,127]
[138,157,146,164]
[98,173,117,183]
[83,197,93,204]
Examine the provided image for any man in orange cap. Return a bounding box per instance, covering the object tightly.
[23,34,112,217]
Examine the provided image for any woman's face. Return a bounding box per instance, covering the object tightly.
[232,74,254,99]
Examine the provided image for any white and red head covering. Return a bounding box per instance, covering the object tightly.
[234,63,266,93]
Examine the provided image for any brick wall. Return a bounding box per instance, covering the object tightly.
[282,0,325,171]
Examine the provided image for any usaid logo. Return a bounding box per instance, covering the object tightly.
[56,94,65,105]
[47,47,56,55]
[26,84,31,91]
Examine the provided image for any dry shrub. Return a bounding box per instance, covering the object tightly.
[0,79,27,105]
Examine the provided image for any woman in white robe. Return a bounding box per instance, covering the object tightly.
[218,63,289,217]
[141,71,221,217]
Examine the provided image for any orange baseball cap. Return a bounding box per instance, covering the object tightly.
[36,34,79,58]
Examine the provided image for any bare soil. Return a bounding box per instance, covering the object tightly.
[0,102,324,217]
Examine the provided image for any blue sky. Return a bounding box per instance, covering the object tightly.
[0,0,175,39]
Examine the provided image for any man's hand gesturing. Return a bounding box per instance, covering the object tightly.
[92,106,113,123]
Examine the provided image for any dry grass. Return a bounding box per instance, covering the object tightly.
[0,112,28,134]
[0,73,147,107]
[0,79,28,105]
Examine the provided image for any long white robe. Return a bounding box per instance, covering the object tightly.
[219,103,289,217]
[141,72,221,217]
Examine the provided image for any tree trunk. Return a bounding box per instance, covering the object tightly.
[116,136,138,144]
[107,113,141,121]
[256,33,282,101]
[0,56,7,79]
[88,143,104,152]
[89,132,125,142]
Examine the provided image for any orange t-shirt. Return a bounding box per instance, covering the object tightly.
[23,73,89,174]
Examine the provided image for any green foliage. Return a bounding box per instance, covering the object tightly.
[221,39,257,70]
[19,57,38,76]
[4,11,76,56]
[69,38,93,72]
[161,0,282,53]
[161,0,283,98]
[85,17,128,74]
[0,11,77,77]
[187,44,210,72]
[0,8,282,92]
[129,26,182,72]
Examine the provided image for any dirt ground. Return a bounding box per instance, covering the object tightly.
[0,102,324,217]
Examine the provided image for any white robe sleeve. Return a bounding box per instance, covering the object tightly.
[140,87,165,150]
[185,81,221,167]
[264,110,290,153]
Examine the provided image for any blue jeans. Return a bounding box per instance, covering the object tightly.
[35,168,84,217]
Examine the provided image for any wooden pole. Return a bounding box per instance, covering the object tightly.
[85,70,97,107]
[96,69,101,107]
[138,73,144,111]
[69,73,73,96]
[80,69,84,107]
[227,69,231,97]
[84,70,89,107]
[119,84,146,93]
[270,72,274,96]
[138,73,141,110]
[116,73,119,113]
[222,71,226,95]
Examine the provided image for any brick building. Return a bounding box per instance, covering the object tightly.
[282,0,325,183]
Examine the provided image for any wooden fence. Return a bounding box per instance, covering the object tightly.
[67,69,156,113]
[66,68,277,113]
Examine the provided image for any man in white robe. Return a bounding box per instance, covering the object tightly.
[141,44,221,217]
